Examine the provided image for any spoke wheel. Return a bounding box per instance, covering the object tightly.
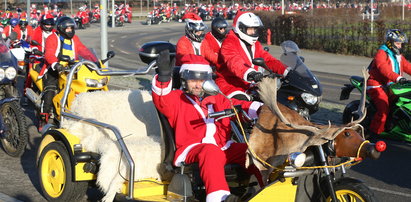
[326,181,376,202]
[0,101,28,157]
[38,141,88,201]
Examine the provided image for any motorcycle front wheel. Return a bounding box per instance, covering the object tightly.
[0,101,28,157]
[325,181,376,202]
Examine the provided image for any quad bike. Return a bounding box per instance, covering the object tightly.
[0,38,28,157]
[340,74,411,142]
[36,41,385,202]
[25,47,115,130]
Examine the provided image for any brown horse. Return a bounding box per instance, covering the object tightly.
[247,68,383,173]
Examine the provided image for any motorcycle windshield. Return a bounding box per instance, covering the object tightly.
[78,48,99,63]
[0,39,13,63]
[280,41,322,96]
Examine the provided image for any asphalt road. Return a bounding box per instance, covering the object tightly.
[0,20,410,202]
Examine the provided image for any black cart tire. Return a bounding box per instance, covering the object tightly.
[0,101,28,157]
[38,141,88,201]
[326,181,377,202]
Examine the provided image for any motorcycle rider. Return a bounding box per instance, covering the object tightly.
[367,29,411,136]
[2,18,19,39]
[41,16,96,129]
[152,51,263,202]
[203,17,228,67]
[215,11,288,101]
[24,14,56,95]
[175,12,217,66]
[14,18,33,41]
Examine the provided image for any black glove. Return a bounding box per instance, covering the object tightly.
[398,78,408,84]
[247,71,263,82]
[54,63,64,73]
[156,49,172,82]
[32,49,43,56]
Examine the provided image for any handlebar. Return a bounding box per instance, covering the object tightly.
[208,105,253,122]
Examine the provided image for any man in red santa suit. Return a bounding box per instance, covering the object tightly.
[203,17,228,67]
[14,18,33,41]
[24,14,55,96]
[216,11,289,101]
[41,16,97,130]
[175,12,217,66]
[152,51,263,202]
[367,29,411,136]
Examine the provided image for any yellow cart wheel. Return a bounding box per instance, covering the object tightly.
[38,141,88,201]
[326,181,376,202]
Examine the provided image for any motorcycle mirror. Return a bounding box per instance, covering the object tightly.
[59,55,71,62]
[299,56,305,63]
[264,47,270,52]
[31,40,40,46]
[106,51,115,59]
[252,58,268,69]
[202,80,221,96]
[9,31,17,41]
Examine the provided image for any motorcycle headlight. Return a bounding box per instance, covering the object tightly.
[5,67,16,80]
[86,77,108,88]
[301,93,318,105]
[0,69,5,81]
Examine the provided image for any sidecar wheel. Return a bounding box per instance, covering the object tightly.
[39,141,88,201]
[325,181,376,202]
[0,101,28,157]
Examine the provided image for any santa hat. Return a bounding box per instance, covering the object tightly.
[182,12,203,23]
[179,54,212,74]
[43,13,54,20]
[232,11,247,28]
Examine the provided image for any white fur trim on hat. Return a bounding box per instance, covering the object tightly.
[179,64,212,73]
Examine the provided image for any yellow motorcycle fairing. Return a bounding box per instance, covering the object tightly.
[29,63,44,91]
[52,62,110,118]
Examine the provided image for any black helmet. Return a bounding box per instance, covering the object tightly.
[385,29,408,55]
[211,17,228,42]
[19,18,28,28]
[56,16,76,39]
[40,14,55,32]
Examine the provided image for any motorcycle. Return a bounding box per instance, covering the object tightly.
[0,38,28,157]
[340,73,411,142]
[9,36,32,74]
[108,13,124,27]
[35,41,383,201]
[250,41,322,120]
[146,12,162,25]
[25,47,115,130]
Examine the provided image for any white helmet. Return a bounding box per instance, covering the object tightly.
[234,12,263,45]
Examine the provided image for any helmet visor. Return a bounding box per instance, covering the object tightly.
[181,70,212,81]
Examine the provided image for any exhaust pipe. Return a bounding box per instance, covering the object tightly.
[25,88,42,108]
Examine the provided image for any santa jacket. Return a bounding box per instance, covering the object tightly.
[44,33,96,70]
[30,27,55,52]
[368,48,411,88]
[175,35,218,66]
[152,75,262,166]
[14,25,34,41]
[204,32,221,66]
[215,30,287,97]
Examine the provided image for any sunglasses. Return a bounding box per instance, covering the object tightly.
[218,27,226,30]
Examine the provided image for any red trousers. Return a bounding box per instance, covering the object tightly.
[368,87,390,134]
[185,143,263,196]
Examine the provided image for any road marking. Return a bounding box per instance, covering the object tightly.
[111,39,115,43]
[369,186,411,198]
[121,35,127,38]
[110,44,114,47]
[119,50,130,55]
[0,193,23,202]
